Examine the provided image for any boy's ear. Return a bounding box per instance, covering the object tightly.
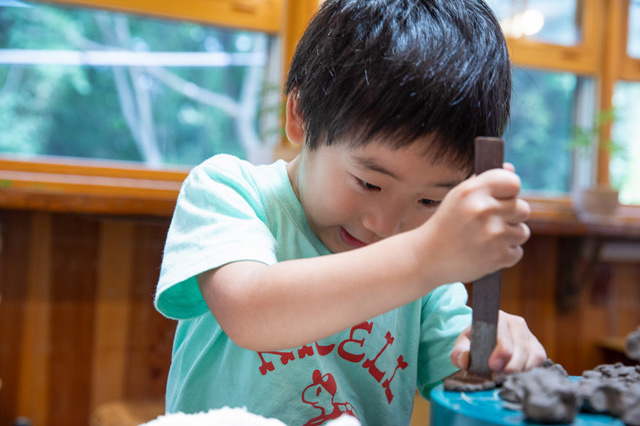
[285,91,305,145]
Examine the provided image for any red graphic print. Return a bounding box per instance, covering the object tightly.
[302,370,358,426]
[257,321,410,409]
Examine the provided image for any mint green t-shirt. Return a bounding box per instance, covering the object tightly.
[155,154,471,426]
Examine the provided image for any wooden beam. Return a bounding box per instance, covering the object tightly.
[90,221,135,412]
[16,213,52,426]
[40,0,283,33]
[0,158,184,215]
[597,0,628,186]
[278,0,319,155]
[281,0,319,74]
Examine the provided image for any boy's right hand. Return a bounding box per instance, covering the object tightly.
[416,167,530,285]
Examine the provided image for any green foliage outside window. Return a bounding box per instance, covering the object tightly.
[505,68,576,195]
[0,2,280,167]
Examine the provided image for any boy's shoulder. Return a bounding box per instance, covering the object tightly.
[194,154,285,176]
[189,154,268,185]
[195,153,253,175]
[185,154,289,200]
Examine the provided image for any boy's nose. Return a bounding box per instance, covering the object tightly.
[361,207,404,238]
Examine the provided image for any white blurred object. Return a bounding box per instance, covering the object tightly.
[500,9,545,38]
[327,414,361,425]
[140,407,361,426]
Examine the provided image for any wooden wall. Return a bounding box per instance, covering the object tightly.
[1,209,639,425]
[0,210,175,426]
[499,234,640,375]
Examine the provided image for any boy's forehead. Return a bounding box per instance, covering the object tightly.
[343,135,473,175]
[343,140,472,184]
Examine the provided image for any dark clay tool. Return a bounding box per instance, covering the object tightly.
[443,137,504,392]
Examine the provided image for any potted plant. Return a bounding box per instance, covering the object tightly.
[569,107,624,220]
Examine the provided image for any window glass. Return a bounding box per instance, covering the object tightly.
[505,68,581,194]
[629,0,640,58]
[0,2,281,167]
[486,0,581,46]
[611,82,640,205]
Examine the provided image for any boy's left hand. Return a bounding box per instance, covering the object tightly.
[450,310,547,373]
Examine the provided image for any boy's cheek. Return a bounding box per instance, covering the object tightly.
[403,210,438,233]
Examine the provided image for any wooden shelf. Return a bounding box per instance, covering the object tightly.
[527,198,640,240]
[3,157,640,233]
[0,156,186,217]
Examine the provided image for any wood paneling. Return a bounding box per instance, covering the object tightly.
[0,210,174,426]
[0,211,31,423]
[0,208,639,424]
[90,220,134,412]
[17,213,52,426]
[499,236,640,375]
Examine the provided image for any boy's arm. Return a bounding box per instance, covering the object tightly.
[199,228,438,351]
[198,168,530,352]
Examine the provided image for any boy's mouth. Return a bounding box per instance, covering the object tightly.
[339,227,368,249]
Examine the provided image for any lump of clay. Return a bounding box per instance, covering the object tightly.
[627,326,640,362]
[579,376,628,416]
[579,363,640,424]
[500,359,568,408]
[622,384,640,426]
[500,364,579,424]
[496,336,640,426]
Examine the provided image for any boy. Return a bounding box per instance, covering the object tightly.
[155,0,547,424]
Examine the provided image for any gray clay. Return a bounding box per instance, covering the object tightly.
[500,359,568,407]
[579,363,640,424]
[498,358,640,424]
[622,384,640,426]
[579,377,628,416]
[499,361,579,424]
[627,326,640,362]
[442,370,497,392]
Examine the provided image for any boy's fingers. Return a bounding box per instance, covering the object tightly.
[453,348,470,371]
[512,198,531,222]
[495,198,530,224]
[476,169,522,200]
[503,162,515,172]
[507,222,530,247]
[489,315,514,372]
[502,337,546,373]
[450,327,471,370]
[491,312,547,373]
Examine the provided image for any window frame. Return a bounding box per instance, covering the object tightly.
[39,0,283,33]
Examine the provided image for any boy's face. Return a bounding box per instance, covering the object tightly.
[287,138,470,253]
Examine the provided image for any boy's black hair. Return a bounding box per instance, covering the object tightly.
[285,0,511,169]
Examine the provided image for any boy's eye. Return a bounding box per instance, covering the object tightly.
[419,198,441,208]
[358,179,381,192]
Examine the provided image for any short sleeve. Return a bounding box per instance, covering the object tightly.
[155,155,278,320]
[416,283,472,399]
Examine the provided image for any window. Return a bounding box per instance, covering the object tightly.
[487,0,592,195]
[0,1,282,168]
[612,81,640,205]
[487,0,640,207]
[505,69,583,194]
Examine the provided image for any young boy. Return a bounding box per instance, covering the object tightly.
[155,0,547,424]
